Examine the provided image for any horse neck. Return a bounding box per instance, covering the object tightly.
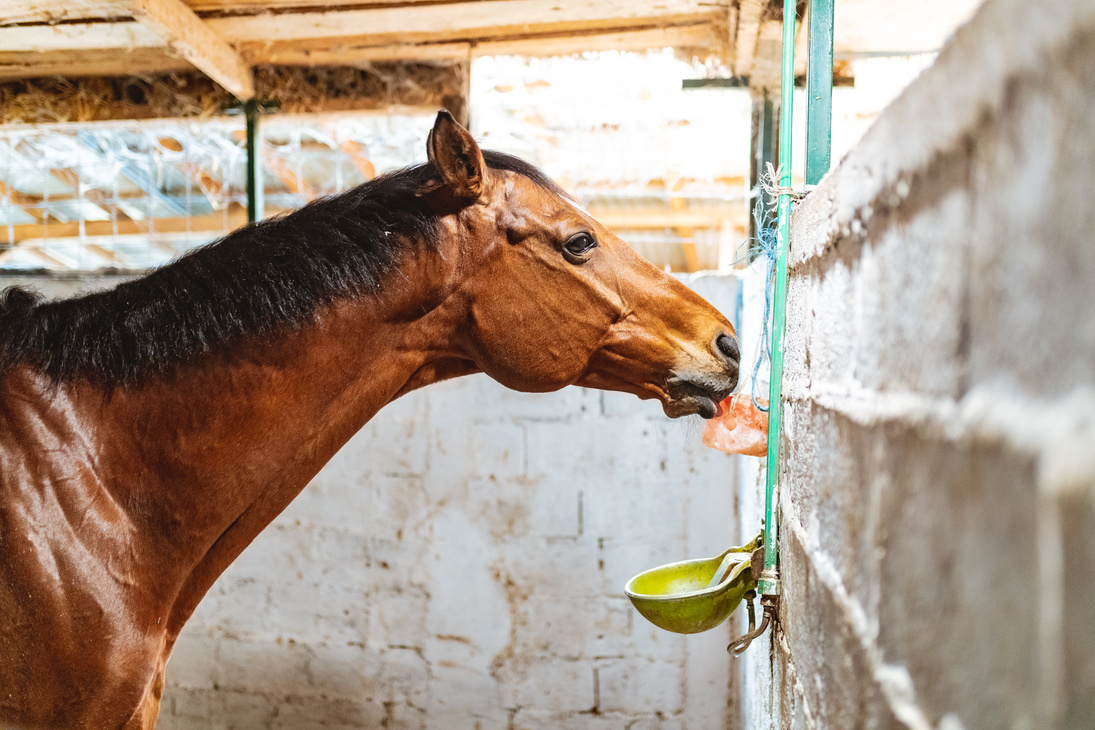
[91,249,470,596]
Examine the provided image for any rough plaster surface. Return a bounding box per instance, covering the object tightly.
[0,272,746,729]
[743,0,1095,727]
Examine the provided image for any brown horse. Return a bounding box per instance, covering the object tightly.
[0,111,739,729]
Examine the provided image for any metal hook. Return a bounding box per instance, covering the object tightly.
[727,590,774,656]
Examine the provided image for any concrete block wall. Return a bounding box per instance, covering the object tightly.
[742,0,1095,727]
[0,272,747,729]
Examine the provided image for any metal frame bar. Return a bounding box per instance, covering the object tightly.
[805,0,835,185]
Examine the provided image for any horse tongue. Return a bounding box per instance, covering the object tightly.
[701,395,769,457]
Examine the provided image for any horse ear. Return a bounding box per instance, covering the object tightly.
[426,109,488,201]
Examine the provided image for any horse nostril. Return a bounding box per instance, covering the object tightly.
[715,333,740,364]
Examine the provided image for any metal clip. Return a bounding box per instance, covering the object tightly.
[727,590,775,656]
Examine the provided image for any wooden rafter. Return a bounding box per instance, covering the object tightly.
[734,0,765,76]
[0,0,725,52]
[0,0,128,24]
[750,20,784,90]
[128,0,254,100]
[210,0,725,46]
[0,25,718,81]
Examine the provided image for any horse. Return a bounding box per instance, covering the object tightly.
[0,110,740,729]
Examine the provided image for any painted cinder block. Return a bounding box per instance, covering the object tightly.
[215,636,316,697]
[874,433,1043,726]
[596,658,684,715]
[777,531,900,730]
[964,65,1095,402]
[526,416,663,487]
[508,658,597,713]
[373,646,430,707]
[783,402,881,622]
[165,630,222,691]
[850,192,969,398]
[268,694,387,729]
[508,708,644,730]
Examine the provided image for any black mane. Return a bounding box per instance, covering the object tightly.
[0,150,562,386]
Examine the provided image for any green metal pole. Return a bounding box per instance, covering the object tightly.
[805,0,835,185]
[245,99,264,224]
[759,0,797,599]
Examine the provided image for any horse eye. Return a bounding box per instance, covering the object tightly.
[563,232,597,262]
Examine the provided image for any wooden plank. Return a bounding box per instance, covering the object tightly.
[0,0,723,52]
[129,0,254,100]
[734,0,765,76]
[187,0,461,9]
[0,22,164,52]
[248,41,471,66]
[474,24,715,57]
[0,48,190,80]
[211,0,725,45]
[0,26,719,81]
[0,0,128,25]
[750,20,783,90]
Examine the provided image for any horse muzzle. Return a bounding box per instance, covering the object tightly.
[663,370,738,419]
[660,331,740,419]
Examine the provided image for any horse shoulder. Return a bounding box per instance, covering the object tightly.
[0,369,164,728]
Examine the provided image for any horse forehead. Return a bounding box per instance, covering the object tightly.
[497,176,585,228]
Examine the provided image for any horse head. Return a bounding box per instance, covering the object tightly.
[421,111,740,419]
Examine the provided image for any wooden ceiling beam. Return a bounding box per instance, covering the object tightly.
[0,25,716,82]
[0,49,191,81]
[0,0,725,53]
[128,0,254,100]
[0,22,164,53]
[209,0,727,46]
[473,24,715,58]
[0,0,128,24]
[733,0,765,76]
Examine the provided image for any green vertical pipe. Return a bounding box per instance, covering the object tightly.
[245,99,264,224]
[759,0,798,598]
[805,0,835,186]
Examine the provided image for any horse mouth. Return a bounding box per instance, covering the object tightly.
[662,376,735,419]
